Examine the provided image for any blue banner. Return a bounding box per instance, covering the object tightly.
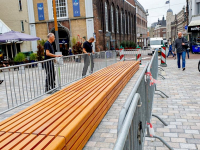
[37,3,45,21]
[73,0,80,17]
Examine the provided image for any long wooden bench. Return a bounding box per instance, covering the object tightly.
[0,61,139,150]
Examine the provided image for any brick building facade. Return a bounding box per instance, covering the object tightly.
[92,0,136,50]
[26,0,136,52]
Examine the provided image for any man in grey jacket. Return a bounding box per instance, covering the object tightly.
[174,32,188,71]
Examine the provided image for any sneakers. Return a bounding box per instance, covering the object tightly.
[0,80,3,84]
[182,68,185,71]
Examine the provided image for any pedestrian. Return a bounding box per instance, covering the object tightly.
[44,33,62,93]
[186,43,190,59]
[82,37,95,77]
[167,41,174,57]
[174,32,188,71]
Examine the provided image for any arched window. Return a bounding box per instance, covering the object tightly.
[125,13,126,34]
[121,10,123,34]
[128,14,130,34]
[116,7,119,33]
[105,2,108,31]
[111,5,114,33]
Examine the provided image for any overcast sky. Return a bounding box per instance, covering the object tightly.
[138,0,187,27]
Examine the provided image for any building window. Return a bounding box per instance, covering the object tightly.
[21,21,24,32]
[131,17,133,34]
[198,3,200,14]
[19,0,22,11]
[128,15,130,34]
[125,13,126,34]
[111,5,114,33]
[52,0,67,18]
[116,8,119,33]
[121,11,123,34]
[105,2,108,32]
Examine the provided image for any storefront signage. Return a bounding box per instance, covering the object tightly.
[188,26,200,32]
[37,3,45,21]
[73,0,80,17]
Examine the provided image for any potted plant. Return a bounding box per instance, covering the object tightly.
[29,53,37,68]
[14,52,26,74]
[14,52,26,65]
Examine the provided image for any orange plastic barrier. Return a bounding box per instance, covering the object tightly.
[0,61,139,150]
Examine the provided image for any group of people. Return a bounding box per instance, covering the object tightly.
[167,32,189,71]
[44,33,95,93]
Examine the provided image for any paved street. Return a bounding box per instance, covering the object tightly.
[144,57,200,150]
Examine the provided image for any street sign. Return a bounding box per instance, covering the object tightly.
[185,25,188,30]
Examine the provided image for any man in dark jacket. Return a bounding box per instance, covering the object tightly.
[174,32,188,71]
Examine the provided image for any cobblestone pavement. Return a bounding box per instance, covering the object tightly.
[144,58,200,150]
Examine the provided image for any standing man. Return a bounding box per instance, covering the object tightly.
[82,37,95,77]
[44,33,62,92]
[174,32,188,71]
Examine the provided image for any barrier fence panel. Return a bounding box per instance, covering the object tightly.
[114,50,173,150]
[0,51,117,114]
[116,49,152,61]
[0,58,59,114]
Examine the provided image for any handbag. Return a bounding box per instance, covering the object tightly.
[182,38,188,49]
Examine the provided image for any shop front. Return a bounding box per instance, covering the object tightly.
[188,21,200,53]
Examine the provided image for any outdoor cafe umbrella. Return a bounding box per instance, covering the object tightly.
[0,30,40,57]
[0,30,40,42]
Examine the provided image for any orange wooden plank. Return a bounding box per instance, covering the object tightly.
[0,63,118,128]
[0,62,126,132]
[0,133,21,149]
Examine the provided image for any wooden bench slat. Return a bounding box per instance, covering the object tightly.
[0,63,125,130]
[0,63,120,127]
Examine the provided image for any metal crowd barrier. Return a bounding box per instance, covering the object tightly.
[116,49,152,61]
[0,51,117,115]
[114,50,173,150]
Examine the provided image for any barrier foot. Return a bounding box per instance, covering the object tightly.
[160,64,167,67]
[155,92,165,98]
[158,74,165,80]
[155,85,169,98]
[146,135,174,150]
[158,66,164,71]
[152,114,168,126]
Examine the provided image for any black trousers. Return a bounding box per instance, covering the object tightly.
[44,61,56,91]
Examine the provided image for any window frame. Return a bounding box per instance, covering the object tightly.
[111,5,114,33]
[116,7,119,33]
[52,0,68,19]
[19,0,22,11]
[105,2,109,32]
[21,21,24,32]
[121,10,123,34]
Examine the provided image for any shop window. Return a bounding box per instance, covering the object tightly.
[116,7,119,33]
[52,0,67,18]
[21,21,24,32]
[19,0,22,11]
[105,2,108,32]
[111,5,114,33]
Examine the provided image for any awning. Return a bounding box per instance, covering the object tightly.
[188,20,200,27]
